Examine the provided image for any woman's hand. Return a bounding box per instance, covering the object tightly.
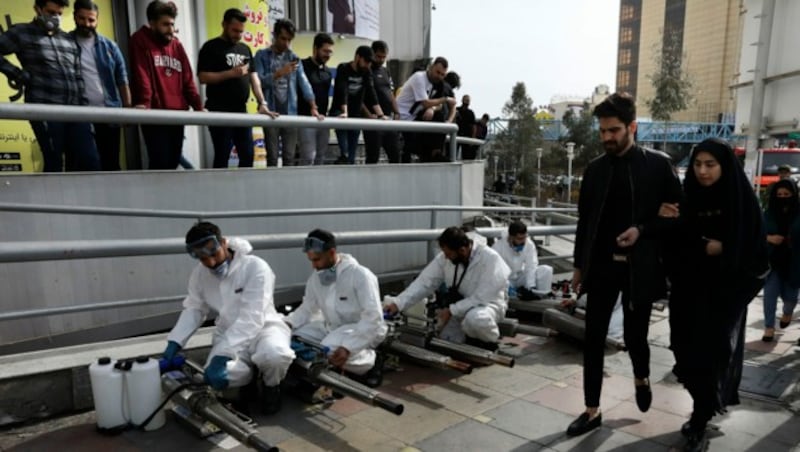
[767,234,785,246]
[705,239,723,256]
[658,202,680,218]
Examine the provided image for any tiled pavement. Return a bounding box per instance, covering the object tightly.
[2,293,800,452]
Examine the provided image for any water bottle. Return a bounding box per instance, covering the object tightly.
[228,146,240,168]
[89,357,127,431]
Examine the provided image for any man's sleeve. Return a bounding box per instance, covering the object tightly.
[339,269,386,355]
[409,74,429,102]
[639,158,684,239]
[166,268,211,347]
[253,50,273,91]
[395,255,446,311]
[0,28,22,79]
[332,65,348,112]
[128,35,152,106]
[111,42,129,86]
[196,42,212,74]
[179,44,203,111]
[363,72,379,109]
[573,165,592,269]
[285,275,319,329]
[296,58,315,103]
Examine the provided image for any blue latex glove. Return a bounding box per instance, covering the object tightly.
[163,341,181,361]
[204,355,232,390]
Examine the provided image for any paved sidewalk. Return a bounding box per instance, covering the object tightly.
[2,293,800,451]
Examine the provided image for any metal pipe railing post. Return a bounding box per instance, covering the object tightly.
[428,208,439,260]
[545,199,553,246]
[449,131,458,161]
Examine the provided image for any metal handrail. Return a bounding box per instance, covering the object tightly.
[0,225,577,263]
[0,103,460,160]
[0,202,577,220]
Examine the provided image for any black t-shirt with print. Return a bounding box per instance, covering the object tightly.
[197,37,254,112]
[331,62,378,118]
[371,65,395,115]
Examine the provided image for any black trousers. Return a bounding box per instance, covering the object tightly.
[93,123,121,171]
[364,130,400,164]
[141,124,185,170]
[583,261,653,407]
[209,125,253,168]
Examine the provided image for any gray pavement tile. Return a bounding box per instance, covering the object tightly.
[411,379,514,417]
[290,415,408,452]
[602,401,686,447]
[347,397,466,444]
[414,419,533,452]
[547,427,669,452]
[457,364,551,398]
[648,383,693,417]
[717,400,800,447]
[484,399,575,446]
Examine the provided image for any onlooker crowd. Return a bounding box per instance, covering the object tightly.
[0,0,491,171]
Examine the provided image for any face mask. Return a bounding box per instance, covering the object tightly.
[38,14,61,32]
[210,259,230,278]
[318,267,336,286]
[513,244,525,252]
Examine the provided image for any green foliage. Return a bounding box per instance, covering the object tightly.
[645,30,694,122]
[489,82,544,188]
[561,105,602,170]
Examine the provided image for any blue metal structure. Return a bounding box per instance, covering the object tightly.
[487,118,736,144]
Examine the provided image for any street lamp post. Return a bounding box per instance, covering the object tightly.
[493,154,499,184]
[536,147,543,207]
[566,142,575,203]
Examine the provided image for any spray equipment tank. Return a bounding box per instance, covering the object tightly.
[127,356,166,430]
[88,356,127,431]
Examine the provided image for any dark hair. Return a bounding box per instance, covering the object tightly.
[273,18,296,38]
[72,0,97,13]
[146,0,177,22]
[371,40,388,53]
[186,221,222,245]
[431,56,449,70]
[307,228,336,249]
[592,92,636,126]
[36,0,69,7]
[444,71,460,90]
[313,32,334,49]
[223,8,246,23]
[437,226,471,250]
[481,113,490,121]
[508,221,527,236]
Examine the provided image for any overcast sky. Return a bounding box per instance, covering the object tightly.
[430,0,620,118]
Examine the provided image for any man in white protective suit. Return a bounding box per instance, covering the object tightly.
[384,226,511,351]
[492,220,554,300]
[162,221,295,415]
[284,229,388,387]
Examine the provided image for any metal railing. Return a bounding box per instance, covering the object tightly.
[0,103,462,161]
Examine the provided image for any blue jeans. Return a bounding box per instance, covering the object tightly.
[30,120,100,172]
[335,129,360,164]
[209,126,253,168]
[763,270,799,328]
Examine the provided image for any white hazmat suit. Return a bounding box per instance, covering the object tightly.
[492,231,553,296]
[167,238,295,387]
[388,242,511,343]
[287,253,388,375]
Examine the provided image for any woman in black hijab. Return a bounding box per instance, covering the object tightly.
[762,179,800,341]
[661,138,768,451]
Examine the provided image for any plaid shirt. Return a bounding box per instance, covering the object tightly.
[0,22,86,105]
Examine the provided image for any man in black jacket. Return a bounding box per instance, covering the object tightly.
[566,92,682,437]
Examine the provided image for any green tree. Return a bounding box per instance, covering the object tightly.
[645,30,694,153]
[490,82,543,192]
[562,104,602,171]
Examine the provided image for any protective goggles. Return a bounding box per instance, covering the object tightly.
[302,236,331,253]
[186,235,222,259]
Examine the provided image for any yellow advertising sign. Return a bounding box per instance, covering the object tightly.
[0,1,115,172]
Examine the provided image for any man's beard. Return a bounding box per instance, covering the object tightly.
[76,26,95,37]
[154,32,173,44]
[603,135,631,155]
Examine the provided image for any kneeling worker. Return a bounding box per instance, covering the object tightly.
[285,229,388,387]
[493,220,554,299]
[162,222,295,414]
[385,226,511,350]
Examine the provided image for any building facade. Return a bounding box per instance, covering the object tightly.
[616,0,742,123]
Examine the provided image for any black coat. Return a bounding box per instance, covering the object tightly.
[573,145,682,304]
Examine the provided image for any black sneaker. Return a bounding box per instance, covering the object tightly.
[334,155,349,165]
[683,428,708,452]
[261,384,282,415]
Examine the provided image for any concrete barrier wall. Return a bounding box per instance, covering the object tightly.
[0,162,483,348]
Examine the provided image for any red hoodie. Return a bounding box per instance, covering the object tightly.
[129,26,203,111]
